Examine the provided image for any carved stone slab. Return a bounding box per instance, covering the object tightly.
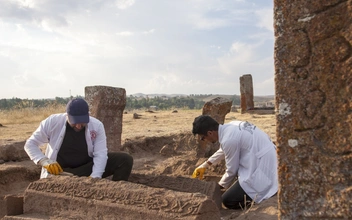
[23,176,221,220]
[128,173,222,210]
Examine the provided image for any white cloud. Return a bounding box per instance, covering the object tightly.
[116,31,134,36]
[142,29,155,35]
[218,41,254,75]
[0,0,275,99]
[190,14,231,30]
[115,0,135,9]
[255,8,274,32]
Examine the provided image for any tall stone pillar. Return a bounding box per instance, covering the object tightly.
[274,1,352,219]
[239,74,254,113]
[85,86,126,152]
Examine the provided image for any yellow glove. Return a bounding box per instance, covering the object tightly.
[39,157,63,175]
[192,161,210,180]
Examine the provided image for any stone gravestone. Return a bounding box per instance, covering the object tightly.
[198,97,232,158]
[128,173,222,210]
[274,1,352,219]
[85,86,126,152]
[239,74,254,113]
[202,97,232,125]
[19,176,221,220]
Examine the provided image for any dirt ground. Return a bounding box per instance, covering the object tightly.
[0,110,278,219]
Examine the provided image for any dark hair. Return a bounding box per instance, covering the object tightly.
[192,115,219,135]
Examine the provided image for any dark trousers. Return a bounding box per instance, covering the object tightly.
[63,152,133,181]
[222,181,253,209]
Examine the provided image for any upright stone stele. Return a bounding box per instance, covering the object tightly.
[274,1,352,219]
[85,86,126,152]
[239,74,254,113]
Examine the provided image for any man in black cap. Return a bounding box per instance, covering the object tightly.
[24,98,133,181]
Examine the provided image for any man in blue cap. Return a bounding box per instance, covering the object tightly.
[24,98,133,181]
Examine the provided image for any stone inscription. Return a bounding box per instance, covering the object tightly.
[152,176,211,195]
[27,180,203,216]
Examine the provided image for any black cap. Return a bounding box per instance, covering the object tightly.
[66,98,89,124]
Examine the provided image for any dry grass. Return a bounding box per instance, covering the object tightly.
[0,104,66,124]
[0,108,277,142]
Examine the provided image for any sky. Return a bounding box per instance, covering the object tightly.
[0,0,275,99]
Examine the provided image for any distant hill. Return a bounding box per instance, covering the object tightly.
[130,93,188,98]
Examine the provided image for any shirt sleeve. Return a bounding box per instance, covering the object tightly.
[218,140,240,188]
[90,122,108,178]
[207,147,225,165]
[24,117,50,164]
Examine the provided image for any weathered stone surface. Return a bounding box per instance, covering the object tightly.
[128,173,222,210]
[85,86,126,152]
[200,97,232,157]
[202,97,232,125]
[22,176,221,220]
[0,140,28,161]
[239,74,254,113]
[274,0,352,219]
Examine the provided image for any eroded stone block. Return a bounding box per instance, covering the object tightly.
[23,176,221,220]
[0,140,28,161]
[274,0,352,219]
[129,173,222,210]
[200,97,232,158]
[85,86,126,152]
[239,74,254,113]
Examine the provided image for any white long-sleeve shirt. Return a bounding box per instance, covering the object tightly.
[207,121,278,203]
[24,113,108,178]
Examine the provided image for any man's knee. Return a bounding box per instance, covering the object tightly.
[222,198,244,210]
[108,152,133,167]
[222,193,251,210]
[124,153,133,168]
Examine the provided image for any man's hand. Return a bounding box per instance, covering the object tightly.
[192,161,210,180]
[38,157,63,175]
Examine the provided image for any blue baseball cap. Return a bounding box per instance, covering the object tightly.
[66,98,90,124]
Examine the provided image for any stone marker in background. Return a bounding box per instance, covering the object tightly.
[17,176,220,220]
[202,97,232,124]
[274,0,352,219]
[85,86,126,152]
[198,97,232,157]
[239,74,254,113]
